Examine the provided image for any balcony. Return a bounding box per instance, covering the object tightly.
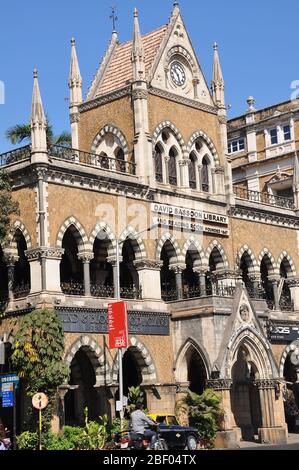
[61,282,142,300]
[233,186,295,210]
[162,282,236,302]
[49,145,136,176]
[0,145,31,166]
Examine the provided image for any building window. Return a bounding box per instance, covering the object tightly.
[168,147,178,186]
[283,125,291,141]
[188,153,197,189]
[270,128,278,145]
[228,138,245,154]
[154,145,163,182]
[201,157,209,192]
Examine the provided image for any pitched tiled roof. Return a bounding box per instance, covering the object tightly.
[96,25,168,97]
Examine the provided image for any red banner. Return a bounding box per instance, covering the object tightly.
[108,301,129,349]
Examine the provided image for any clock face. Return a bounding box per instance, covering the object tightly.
[170,61,186,87]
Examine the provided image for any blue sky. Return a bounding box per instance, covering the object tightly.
[0,0,298,152]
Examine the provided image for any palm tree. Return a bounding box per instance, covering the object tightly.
[5,118,71,147]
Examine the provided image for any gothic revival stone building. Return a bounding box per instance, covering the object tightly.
[1,2,299,447]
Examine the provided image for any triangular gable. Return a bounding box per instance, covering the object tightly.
[149,11,214,106]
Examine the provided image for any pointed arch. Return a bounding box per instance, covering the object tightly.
[236,245,258,271]
[206,240,229,269]
[118,226,147,260]
[56,217,89,252]
[91,124,129,155]
[174,338,211,381]
[111,337,157,383]
[7,220,32,252]
[277,251,296,278]
[279,341,299,377]
[182,238,206,268]
[64,336,109,386]
[89,222,117,258]
[152,121,186,152]
[156,233,182,263]
[258,248,278,275]
[187,131,220,165]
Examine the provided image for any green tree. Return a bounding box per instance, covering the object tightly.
[0,170,19,244]
[126,385,146,414]
[5,119,71,147]
[11,309,70,430]
[175,389,223,448]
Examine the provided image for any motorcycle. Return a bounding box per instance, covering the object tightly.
[113,427,168,450]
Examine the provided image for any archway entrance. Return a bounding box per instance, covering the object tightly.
[65,347,101,425]
[230,347,262,441]
[283,354,299,432]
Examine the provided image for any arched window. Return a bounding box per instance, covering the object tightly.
[154,144,163,182]
[13,230,30,298]
[188,153,197,189]
[60,226,84,295]
[115,148,125,173]
[168,147,178,186]
[201,156,210,192]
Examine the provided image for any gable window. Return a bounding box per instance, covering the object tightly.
[188,153,197,189]
[270,128,278,145]
[201,157,209,192]
[168,147,178,186]
[228,138,245,154]
[154,144,163,183]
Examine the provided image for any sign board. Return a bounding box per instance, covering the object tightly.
[108,301,129,349]
[0,374,19,389]
[268,324,299,342]
[1,383,14,408]
[32,393,48,410]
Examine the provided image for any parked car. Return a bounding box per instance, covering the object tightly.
[147,414,199,450]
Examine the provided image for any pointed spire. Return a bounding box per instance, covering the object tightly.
[172,1,180,16]
[132,8,145,80]
[212,42,225,109]
[30,68,47,152]
[69,38,83,105]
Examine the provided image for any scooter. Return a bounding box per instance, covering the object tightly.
[114,428,168,450]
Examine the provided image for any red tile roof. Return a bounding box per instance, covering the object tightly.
[97,25,168,96]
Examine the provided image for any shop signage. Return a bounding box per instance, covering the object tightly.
[1,383,14,408]
[152,215,230,236]
[56,308,170,336]
[108,301,129,349]
[151,203,228,225]
[268,324,299,342]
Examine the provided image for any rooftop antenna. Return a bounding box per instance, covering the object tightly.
[110,6,118,33]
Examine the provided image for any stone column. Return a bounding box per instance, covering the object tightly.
[25,248,65,293]
[3,252,19,301]
[179,159,190,189]
[108,256,123,299]
[170,264,185,300]
[164,156,170,185]
[286,277,299,311]
[268,275,280,310]
[78,252,94,296]
[248,273,261,292]
[193,267,207,296]
[133,259,163,300]
[255,379,287,445]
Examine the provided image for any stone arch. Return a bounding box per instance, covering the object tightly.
[236,245,258,272]
[56,217,89,252]
[279,341,299,378]
[226,328,275,379]
[118,226,147,260]
[91,124,129,155]
[206,240,229,269]
[7,220,32,252]
[64,336,109,386]
[156,233,182,263]
[277,251,297,278]
[174,337,211,382]
[258,248,278,275]
[187,131,220,165]
[182,238,205,268]
[152,121,186,152]
[165,45,198,76]
[111,337,157,383]
[89,222,117,258]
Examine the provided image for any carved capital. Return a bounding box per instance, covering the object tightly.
[107,256,123,266]
[77,252,94,263]
[286,277,299,287]
[170,264,186,275]
[267,275,281,285]
[214,165,225,174]
[214,269,237,280]
[206,379,232,390]
[25,247,65,261]
[132,89,148,101]
[179,159,191,167]
[3,251,19,266]
[70,113,80,124]
[133,259,163,271]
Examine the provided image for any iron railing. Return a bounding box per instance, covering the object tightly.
[90,284,114,298]
[61,282,142,300]
[162,282,236,302]
[50,145,136,176]
[0,145,31,166]
[13,284,30,299]
[61,282,85,296]
[233,186,295,209]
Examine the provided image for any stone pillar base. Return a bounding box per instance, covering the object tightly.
[214,430,239,449]
[258,427,287,445]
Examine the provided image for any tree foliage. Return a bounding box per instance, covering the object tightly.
[0,170,19,244]
[175,389,223,448]
[5,118,71,147]
[11,309,69,430]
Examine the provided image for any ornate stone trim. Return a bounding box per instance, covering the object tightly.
[149,87,218,115]
[70,113,80,124]
[133,259,163,271]
[25,247,65,260]
[91,124,129,155]
[169,263,186,274]
[186,131,220,165]
[286,277,299,287]
[229,206,299,229]
[254,379,277,390]
[132,89,148,101]
[206,379,232,390]
[79,86,131,113]
[77,252,94,263]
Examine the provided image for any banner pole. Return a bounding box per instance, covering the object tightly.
[116,241,124,432]
[39,408,42,451]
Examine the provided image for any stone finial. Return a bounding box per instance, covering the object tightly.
[212,42,225,109]
[69,36,83,105]
[30,68,47,152]
[247,96,256,112]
